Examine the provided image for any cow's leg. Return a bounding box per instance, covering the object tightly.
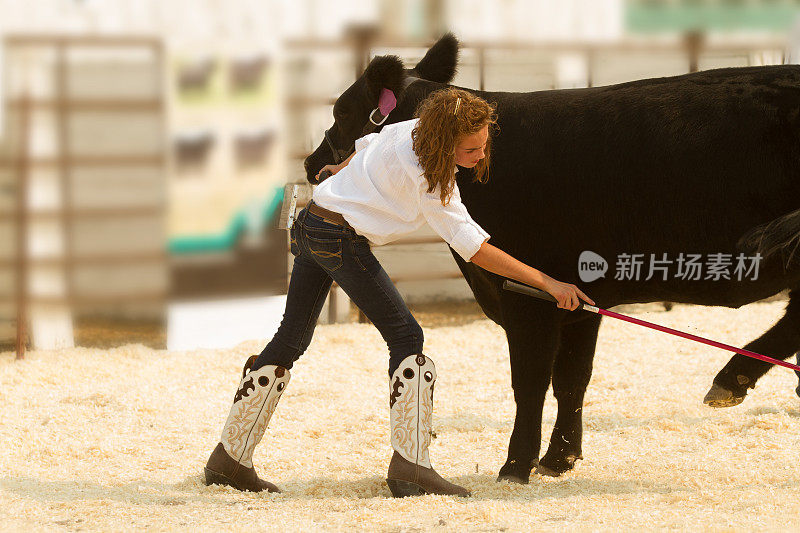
[537,313,602,476]
[497,304,563,484]
[705,289,800,407]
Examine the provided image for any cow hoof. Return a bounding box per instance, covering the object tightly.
[534,464,561,477]
[703,383,745,408]
[537,453,581,477]
[496,459,533,484]
[496,473,528,484]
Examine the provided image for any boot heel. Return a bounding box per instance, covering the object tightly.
[204,467,234,488]
[387,478,425,498]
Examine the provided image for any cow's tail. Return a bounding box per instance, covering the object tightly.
[737,207,800,269]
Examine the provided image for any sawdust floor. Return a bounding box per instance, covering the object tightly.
[2,300,800,531]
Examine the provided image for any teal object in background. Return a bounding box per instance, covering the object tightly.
[169,186,284,255]
[627,1,800,32]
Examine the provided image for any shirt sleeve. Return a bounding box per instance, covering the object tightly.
[354,132,379,153]
[418,179,490,262]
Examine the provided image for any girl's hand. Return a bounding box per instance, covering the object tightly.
[543,278,595,311]
[315,163,342,182]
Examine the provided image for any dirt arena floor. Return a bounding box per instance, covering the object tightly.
[2,300,800,531]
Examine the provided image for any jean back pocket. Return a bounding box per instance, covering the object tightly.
[306,234,343,271]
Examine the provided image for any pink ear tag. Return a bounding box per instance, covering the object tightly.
[378,88,397,116]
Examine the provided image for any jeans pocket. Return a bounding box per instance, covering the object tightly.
[306,234,343,271]
[350,235,373,272]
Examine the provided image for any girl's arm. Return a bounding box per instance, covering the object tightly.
[470,241,595,311]
[314,152,357,182]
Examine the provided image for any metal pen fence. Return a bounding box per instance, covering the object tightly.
[1,35,168,358]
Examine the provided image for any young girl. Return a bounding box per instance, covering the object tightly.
[204,88,594,498]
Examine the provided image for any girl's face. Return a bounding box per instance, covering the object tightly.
[454,124,489,168]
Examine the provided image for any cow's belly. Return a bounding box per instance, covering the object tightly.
[451,253,504,325]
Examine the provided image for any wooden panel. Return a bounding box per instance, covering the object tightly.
[71,166,166,209]
[71,262,168,297]
[0,269,15,295]
[390,272,463,283]
[8,99,162,111]
[6,35,161,47]
[0,206,164,222]
[68,112,163,157]
[0,292,167,306]
[0,154,165,168]
[71,216,164,255]
[0,222,14,257]
[67,50,160,100]
[0,252,166,269]
[1,36,168,335]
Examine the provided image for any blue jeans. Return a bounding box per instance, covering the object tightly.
[252,204,424,375]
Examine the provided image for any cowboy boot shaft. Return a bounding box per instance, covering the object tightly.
[204,357,289,493]
[387,354,470,497]
[389,354,436,468]
[220,364,290,468]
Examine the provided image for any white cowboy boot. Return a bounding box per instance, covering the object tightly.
[386,353,470,497]
[204,355,290,492]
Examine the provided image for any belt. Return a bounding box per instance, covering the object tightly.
[307,201,352,230]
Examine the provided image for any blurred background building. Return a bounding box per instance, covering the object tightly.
[1,0,798,354]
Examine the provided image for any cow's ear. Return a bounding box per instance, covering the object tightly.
[364,55,404,102]
[413,32,459,83]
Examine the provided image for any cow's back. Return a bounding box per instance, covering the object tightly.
[456,66,800,308]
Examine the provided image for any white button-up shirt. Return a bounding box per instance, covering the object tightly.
[312,118,490,261]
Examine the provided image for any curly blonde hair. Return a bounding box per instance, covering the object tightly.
[412,88,498,205]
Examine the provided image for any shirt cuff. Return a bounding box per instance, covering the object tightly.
[450,223,490,261]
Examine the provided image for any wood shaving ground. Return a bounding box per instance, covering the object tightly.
[2,301,800,531]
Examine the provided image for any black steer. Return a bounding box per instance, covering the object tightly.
[304,33,800,482]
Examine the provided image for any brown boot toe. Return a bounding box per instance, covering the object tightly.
[386,451,470,497]
[204,443,281,493]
